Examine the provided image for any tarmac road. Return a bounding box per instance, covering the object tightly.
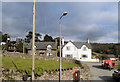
[86,62,116,81]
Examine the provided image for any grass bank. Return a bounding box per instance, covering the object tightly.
[2,56,80,76]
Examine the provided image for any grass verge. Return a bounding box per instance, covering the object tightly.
[2,56,80,76]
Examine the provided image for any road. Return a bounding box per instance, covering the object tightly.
[86,62,116,81]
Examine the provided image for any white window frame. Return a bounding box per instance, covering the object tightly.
[65,54,73,58]
[66,46,70,51]
[47,45,52,51]
[83,47,87,51]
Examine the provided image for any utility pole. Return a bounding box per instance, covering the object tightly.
[32,0,36,80]
[23,39,24,54]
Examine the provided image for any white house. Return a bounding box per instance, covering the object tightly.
[62,40,99,62]
[62,41,92,61]
[0,42,6,45]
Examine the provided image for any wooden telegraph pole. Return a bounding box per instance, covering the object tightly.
[32,0,36,80]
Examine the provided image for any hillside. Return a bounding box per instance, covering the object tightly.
[91,43,120,57]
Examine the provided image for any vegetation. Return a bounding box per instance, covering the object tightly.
[91,43,120,57]
[2,57,80,76]
[25,31,55,42]
[25,31,41,43]
[2,34,10,42]
[114,61,120,69]
[92,52,109,60]
[92,52,103,56]
[16,42,23,52]
[43,34,54,42]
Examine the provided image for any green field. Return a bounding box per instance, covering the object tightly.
[92,52,103,56]
[2,56,80,76]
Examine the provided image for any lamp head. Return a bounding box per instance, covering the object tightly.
[63,12,67,16]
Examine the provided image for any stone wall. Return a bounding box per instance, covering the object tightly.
[1,63,90,80]
[2,52,77,64]
[28,49,57,57]
[2,52,91,80]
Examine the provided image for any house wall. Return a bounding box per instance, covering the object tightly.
[78,45,91,59]
[62,42,92,60]
[63,42,78,59]
[28,49,57,56]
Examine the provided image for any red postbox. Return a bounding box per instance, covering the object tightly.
[73,70,80,81]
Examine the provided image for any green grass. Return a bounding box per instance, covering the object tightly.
[91,55,96,59]
[92,52,103,59]
[2,56,80,76]
[92,52,103,56]
[114,61,120,69]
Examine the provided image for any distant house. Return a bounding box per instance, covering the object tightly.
[0,42,6,45]
[27,41,57,56]
[108,54,116,60]
[62,41,92,61]
[7,45,17,52]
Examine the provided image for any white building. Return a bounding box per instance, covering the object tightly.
[0,42,6,45]
[62,40,99,62]
[62,41,92,60]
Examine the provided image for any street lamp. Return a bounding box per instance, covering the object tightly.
[59,12,67,81]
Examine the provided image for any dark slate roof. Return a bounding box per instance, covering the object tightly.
[27,42,57,50]
[72,42,92,49]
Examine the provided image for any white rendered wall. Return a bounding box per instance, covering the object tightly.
[62,42,78,59]
[78,45,91,59]
[62,42,92,60]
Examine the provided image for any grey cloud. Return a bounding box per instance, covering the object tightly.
[2,2,118,43]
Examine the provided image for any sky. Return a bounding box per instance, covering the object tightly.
[2,2,118,43]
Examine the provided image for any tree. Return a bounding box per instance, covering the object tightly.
[43,34,53,42]
[0,31,2,43]
[25,31,41,43]
[2,34,10,42]
[16,42,23,52]
[114,44,120,57]
[35,33,41,42]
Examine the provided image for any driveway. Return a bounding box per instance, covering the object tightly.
[86,62,116,81]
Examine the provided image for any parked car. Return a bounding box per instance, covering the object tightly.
[102,60,116,70]
[112,70,120,80]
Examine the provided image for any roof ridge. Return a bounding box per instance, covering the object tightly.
[35,42,55,43]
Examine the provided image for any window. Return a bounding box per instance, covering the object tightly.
[74,47,76,51]
[46,53,52,56]
[83,47,86,51]
[82,55,87,58]
[47,45,52,51]
[65,54,72,58]
[66,46,70,50]
[39,52,44,56]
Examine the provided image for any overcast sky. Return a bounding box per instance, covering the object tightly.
[2,2,118,43]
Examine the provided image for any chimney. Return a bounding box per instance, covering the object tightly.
[87,38,90,43]
[62,37,64,45]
